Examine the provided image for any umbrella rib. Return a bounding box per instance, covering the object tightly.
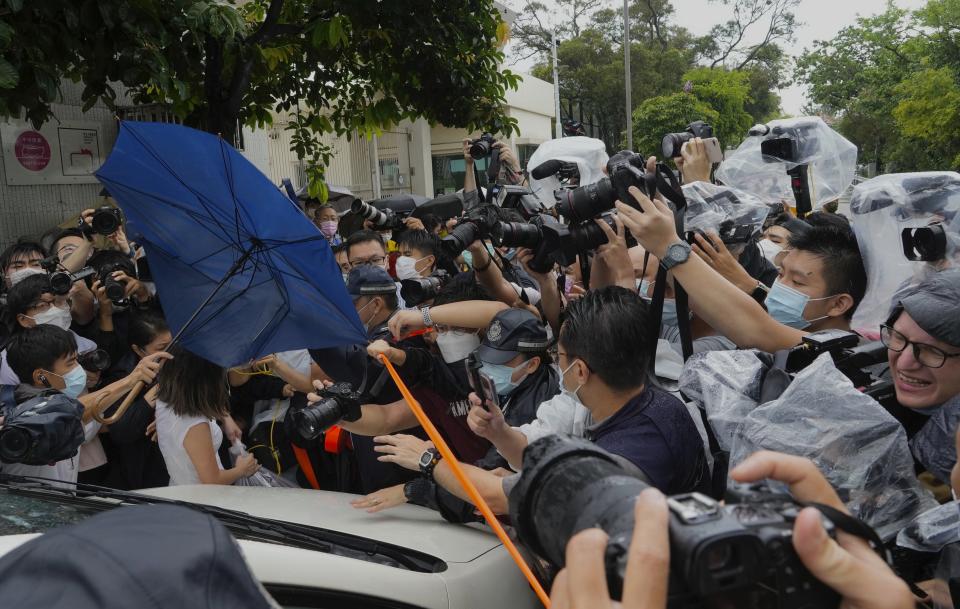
[219,137,249,247]
[118,124,246,247]
[176,254,262,339]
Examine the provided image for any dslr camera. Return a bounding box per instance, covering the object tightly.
[78,206,123,237]
[468,133,497,160]
[902,224,947,262]
[289,382,363,442]
[400,270,450,307]
[511,436,841,608]
[441,194,502,258]
[351,195,418,231]
[0,393,85,466]
[39,256,97,296]
[555,150,655,224]
[661,121,714,159]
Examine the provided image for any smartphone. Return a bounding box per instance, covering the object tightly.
[682,137,724,164]
[465,353,498,410]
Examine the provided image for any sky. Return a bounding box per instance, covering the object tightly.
[507,0,927,115]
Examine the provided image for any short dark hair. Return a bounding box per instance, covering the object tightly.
[88,249,136,277]
[433,271,494,306]
[359,291,398,312]
[804,211,851,232]
[7,325,78,384]
[559,286,652,391]
[128,307,170,351]
[0,240,46,273]
[6,273,53,319]
[788,225,866,319]
[156,344,229,420]
[346,229,385,257]
[420,213,441,234]
[395,229,439,259]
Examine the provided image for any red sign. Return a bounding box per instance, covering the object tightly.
[14,130,51,171]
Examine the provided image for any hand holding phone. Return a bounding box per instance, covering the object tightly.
[465,353,498,410]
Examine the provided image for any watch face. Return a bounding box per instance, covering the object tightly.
[419,451,434,468]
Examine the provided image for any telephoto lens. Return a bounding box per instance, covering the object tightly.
[291,382,363,441]
[491,221,543,249]
[441,221,481,258]
[509,436,841,608]
[554,178,617,224]
[351,199,392,228]
[91,206,123,235]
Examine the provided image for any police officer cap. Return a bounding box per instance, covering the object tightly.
[900,269,960,348]
[347,265,395,300]
[478,308,550,365]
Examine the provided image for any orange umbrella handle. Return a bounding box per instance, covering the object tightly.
[378,355,551,608]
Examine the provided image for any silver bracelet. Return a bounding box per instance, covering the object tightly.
[422,306,433,327]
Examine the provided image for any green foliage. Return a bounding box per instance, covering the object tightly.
[681,67,753,149]
[0,0,519,194]
[632,93,720,158]
[795,0,960,171]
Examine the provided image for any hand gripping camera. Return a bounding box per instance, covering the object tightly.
[289,382,363,442]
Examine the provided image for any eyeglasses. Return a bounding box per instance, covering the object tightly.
[28,297,72,314]
[881,324,960,369]
[349,256,386,268]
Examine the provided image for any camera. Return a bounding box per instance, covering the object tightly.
[440,195,502,257]
[510,435,840,608]
[495,184,546,221]
[78,206,123,236]
[758,120,820,164]
[661,121,715,159]
[492,214,578,274]
[289,382,363,442]
[400,270,450,307]
[351,195,418,231]
[468,133,497,160]
[78,348,111,373]
[0,393,85,466]
[96,262,131,305]
[39,256,97,296]
[555,150,654,224]
[902,224,946,262]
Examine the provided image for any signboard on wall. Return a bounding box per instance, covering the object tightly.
[1,119,108,185]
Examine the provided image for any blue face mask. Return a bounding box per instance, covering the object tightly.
[55,364,88,399]
[481,361,529,396]
[764,280,832,330]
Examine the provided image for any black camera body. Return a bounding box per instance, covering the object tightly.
[662,121,714,159]
[40,256,97,296]
[468,133,497,160]
[510,435,840,609]
[289,382,363,442]
[78,206,123,237]
[492,214,579,274]
[555,151,654,224]
[0,392,85,466]
[902,224,947,262]
[440,196,502,258]
[96,261,131,305]
[400,270,450,307]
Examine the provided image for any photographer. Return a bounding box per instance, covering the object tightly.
[550,451,914,609]
[374,287,708,514]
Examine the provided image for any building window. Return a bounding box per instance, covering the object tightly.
[517,144,539,175]
[431,154,490,196]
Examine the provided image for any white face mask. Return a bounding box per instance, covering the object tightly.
[395,255,430,281]
[757,239,783,264]
[435,331,480,363]
[29,305,73,331]
[380,231,393,243]
[8,267,45,286]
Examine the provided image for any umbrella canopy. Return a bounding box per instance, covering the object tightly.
[96,121,366,368]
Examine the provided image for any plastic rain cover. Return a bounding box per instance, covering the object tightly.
[715,116,857,211]
[526,137,609,209]
[682,181,771,243]
[680,351,937,540]
[849,172,960,333]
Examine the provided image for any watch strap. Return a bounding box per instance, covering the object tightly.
[419,447,441,477]
[421,306,433,327]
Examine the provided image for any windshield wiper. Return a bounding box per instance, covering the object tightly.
[0,475,445,573]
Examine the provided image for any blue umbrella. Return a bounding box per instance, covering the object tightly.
[96,121,367,368]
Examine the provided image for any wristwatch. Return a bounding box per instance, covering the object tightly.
[421,306,433,327]
[660,240,692,270]
[418,447,441,478]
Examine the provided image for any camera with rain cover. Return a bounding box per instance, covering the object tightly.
[902,223,947,262]
[400,270,450,307]
[555,150,655,224]
[289,382,363,442]
[510,435,841,609]
[661,121,714,159]
[0,393,85,466]
[351,195,418,231]
[39,256,97,296]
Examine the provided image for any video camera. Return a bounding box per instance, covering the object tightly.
[511,435,841,607]
[0,393,85,466]
[39,256,97,296]
[288,382,363,442]
[400,270,450,307]
[661,121,714,159]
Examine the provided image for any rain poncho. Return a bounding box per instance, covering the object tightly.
[526,136,609,209]
[849,172,960,333]
[682,181,770,243]
[680,350,937,540]
[715,116,857,212]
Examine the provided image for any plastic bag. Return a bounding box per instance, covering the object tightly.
[681,351,937,540]
[681,181,770,244]
[715,116,857,211]
[897,501,960,553]
[909,394,960,485]
[526,137,609,209]
[848,172,960,333]
[229,440,297,488]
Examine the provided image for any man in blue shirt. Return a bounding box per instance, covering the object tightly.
[373,286,708,514]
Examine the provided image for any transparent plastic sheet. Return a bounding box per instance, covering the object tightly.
[909,395,960,486]
[681,181,771,242]
[848,172,960,333]
[681,351,937,540]
[715,116,857,211]
[897,502,960,553]
[229,440,297,488]
[526,136,609,209]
